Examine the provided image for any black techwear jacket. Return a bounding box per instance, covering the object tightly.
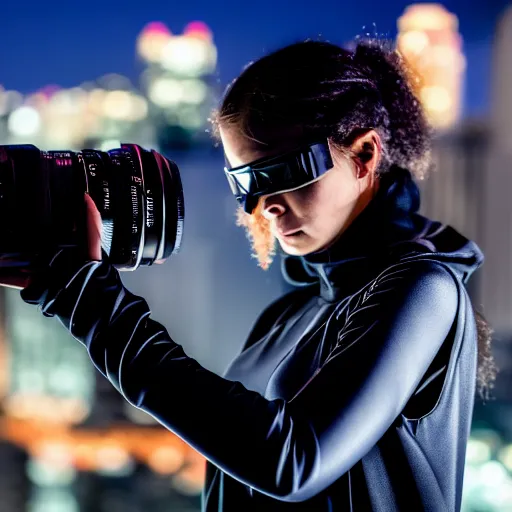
[21,166,483,511]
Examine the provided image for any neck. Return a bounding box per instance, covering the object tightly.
[319,174,381,254]
[281,165,424,301]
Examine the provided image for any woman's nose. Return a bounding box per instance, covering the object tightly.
[262,194,287,220]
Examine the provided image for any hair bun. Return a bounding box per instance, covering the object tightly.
[353,41,432,177]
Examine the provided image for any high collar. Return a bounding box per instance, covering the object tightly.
[281,166,427,302]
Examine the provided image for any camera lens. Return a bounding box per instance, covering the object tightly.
[0,143,185,271]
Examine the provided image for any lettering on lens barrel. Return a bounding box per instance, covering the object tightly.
[102,180,110,211]
[131,185,139,235]
[146,192,155,228]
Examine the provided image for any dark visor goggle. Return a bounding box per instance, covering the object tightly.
[224,141,334,213]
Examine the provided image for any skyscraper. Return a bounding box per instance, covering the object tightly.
[479,4,512,337]
[397,4,466,131]
[490,5,512,153]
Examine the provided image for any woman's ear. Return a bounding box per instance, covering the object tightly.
[350,129,382,179]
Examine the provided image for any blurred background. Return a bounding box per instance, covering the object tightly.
[0,0,510,510]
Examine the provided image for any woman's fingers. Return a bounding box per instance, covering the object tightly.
[84,193,102,261]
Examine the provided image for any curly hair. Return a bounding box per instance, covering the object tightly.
[211,39,497,400]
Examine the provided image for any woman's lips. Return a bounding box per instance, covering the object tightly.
[277,228,304,237]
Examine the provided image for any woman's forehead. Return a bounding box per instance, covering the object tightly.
[220,124,308,167]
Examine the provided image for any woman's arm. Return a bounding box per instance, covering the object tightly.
[21,252,458,502]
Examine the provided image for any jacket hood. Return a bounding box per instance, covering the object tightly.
[281,165,484,301]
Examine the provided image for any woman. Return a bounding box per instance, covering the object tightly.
[21,40,496,511]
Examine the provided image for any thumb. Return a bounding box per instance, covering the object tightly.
[84,193,102,261]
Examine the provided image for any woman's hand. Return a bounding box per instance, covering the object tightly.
[0,194,102,290]
[84,193,102,261]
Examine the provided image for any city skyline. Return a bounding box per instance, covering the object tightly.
[1,0,508,119]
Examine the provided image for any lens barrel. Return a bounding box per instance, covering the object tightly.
[0,144,184,271]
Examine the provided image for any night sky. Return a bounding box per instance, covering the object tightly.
[1,0,508,117]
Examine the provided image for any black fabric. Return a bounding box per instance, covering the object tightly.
[21,165,483,511]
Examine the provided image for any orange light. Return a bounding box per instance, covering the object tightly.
[137,22,173,63]
[184,21,212,41]
[149,445,185,475]
[140,21,172,37]
[95,443,132,472]
[73,442,98,471]
[173,458,206,496]
[4,394,90,425]
[0,417,205,481]
[32,440,75,470]
[396,3,465,130]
